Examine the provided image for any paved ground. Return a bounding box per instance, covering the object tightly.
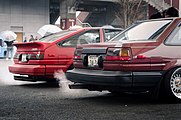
[0,59,181,120]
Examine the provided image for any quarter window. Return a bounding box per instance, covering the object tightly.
[165,23,181,45]
[104,29,122,41]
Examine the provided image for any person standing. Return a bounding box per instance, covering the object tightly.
[29,35,35,42]
[4,40,15,59]
[23,37,28,42]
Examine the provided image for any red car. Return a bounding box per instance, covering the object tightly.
[9,27,122,82]
[66,18,181,100]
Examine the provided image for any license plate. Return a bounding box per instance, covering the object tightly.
[88,55,98,67]
[21,54,27,62]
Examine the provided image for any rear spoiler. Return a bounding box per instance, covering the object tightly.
[13,42,51,52]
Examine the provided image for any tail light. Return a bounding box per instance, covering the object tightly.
[27,53,44,60]
[14,52,44,61]
[106,47,132,61]
[13,53,20,59]
[74,48,83,60]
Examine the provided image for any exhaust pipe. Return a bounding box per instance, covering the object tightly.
[69,83,89,89]
[69,83,103,92]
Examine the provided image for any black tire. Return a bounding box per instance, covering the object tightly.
[162,67,181,101]
[68,64,74,70]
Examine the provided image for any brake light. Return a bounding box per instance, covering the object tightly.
[106,47,132,61]
[74,48,82,60]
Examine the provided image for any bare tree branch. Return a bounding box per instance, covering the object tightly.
[114,0,147,28]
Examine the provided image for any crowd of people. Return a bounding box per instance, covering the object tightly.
[23,35,38,42]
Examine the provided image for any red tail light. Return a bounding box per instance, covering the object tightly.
[14,52,44,62]
[27,53,44,60]
[106,47,132,61]
[74,48,83,60]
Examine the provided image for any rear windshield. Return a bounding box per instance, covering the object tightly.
[110,20,172,42]
[38,30,77,42]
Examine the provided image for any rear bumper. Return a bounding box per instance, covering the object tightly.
[9,64,45,75]
[66,68,165,91]
[9,64,68,81]
[9,64,69,76]
[13,74,56,82]
[66,69,132,87]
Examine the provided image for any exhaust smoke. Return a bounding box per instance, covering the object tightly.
[53,70,74,91]
[53,70,88,95]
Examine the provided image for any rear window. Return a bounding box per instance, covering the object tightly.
[110,20,172,42]
[38,30,77,42]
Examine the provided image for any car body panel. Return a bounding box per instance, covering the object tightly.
[0,40,7,58]
[9,64,45,75]
[0,46,6,58]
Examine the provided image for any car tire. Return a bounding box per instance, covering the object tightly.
[163,67,181,101]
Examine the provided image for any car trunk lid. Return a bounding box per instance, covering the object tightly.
[74,41,159,70]
[13,42,51,64]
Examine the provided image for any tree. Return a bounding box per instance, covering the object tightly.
[114,0,147,28]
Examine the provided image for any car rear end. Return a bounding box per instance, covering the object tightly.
[9,42,52,81]
[66,42,160,92]
[66,19,175,92]
[9,29,83,82]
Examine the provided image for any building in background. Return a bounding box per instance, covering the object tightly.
[0,0,49,42]
[0,0,180,42]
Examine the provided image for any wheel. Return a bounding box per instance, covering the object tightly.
[163,67,181,100]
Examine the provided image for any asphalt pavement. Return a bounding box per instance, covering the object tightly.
[0,59,181,120]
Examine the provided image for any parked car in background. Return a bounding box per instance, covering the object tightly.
[0,39,7,58]
[66,18,181,100]
[9,27,122,82]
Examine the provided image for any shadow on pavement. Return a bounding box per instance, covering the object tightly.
[15,82,60,88]
[75,92,181,104]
